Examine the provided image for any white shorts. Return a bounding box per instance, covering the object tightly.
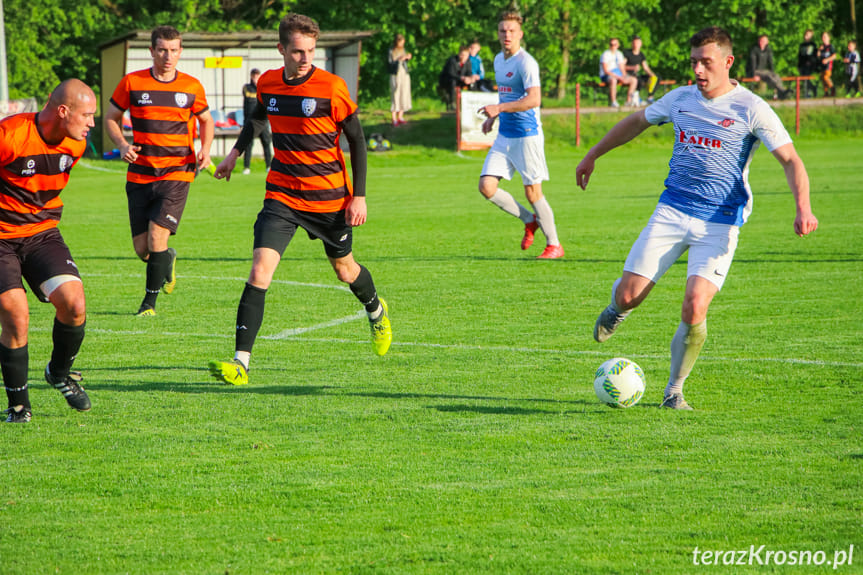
[481,131,549,185]
[624,203,739,290]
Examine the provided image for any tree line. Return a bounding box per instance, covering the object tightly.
[3,0,856,102]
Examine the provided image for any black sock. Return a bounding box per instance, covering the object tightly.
[143,250,172,309]
[236,283,267,353]
[1,343,30,410]
[349,264,381,313]
[49,318,85,380]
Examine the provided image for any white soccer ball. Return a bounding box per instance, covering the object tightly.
[593,357,645,408]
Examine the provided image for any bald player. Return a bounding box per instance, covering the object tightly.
[0,79,96,422]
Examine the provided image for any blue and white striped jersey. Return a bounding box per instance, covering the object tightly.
[644,83,791,226]
[494,49,542,138]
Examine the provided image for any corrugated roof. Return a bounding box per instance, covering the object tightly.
[99,29,375,51]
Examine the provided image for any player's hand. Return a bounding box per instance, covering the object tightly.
[214,151,238,181]
[576,156,595,190]
[346,196,367,227]
[481,116,496,135]
[794,211,819,237]
[479,103,501,120]
[197,151,211,172]
[120,143,140,164]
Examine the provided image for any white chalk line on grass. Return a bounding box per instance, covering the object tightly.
[72,328,863,369]
[67,273,861,368]
[78,160,127,174]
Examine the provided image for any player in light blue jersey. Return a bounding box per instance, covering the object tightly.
[576,27,818,410]
[477,10,563,259]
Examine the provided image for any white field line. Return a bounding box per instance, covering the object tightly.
[78,160,127,174]
[66,274,862,369]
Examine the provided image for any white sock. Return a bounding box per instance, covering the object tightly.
[367,303,383,322]
[609,278,632,318]
[234,351,251,371]
[489,189,534,223]
[665,320,707,397]
[531,197,560,246]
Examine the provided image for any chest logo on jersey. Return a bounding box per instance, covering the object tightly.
[506,72,514,77]
[679,129,722,151]
[499,86,513,93]
[267,97,279,113]
[21,159,36,176]
[718,118,735,128]
[58,155,71,173]
[138,92,153,105]
[301,98,317,117]
[175,93,188,107]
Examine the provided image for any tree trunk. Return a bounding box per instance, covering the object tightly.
[556,13,571,99]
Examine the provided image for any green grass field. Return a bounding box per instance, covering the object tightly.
[1,114,861,574]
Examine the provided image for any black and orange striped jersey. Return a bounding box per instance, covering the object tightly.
[110,68,209,184]
[258,66,357,213]
[0,113,85,239]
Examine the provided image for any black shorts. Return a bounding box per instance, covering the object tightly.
[0,228,81,302]
[253,198,353,259]
[126,180,190,237]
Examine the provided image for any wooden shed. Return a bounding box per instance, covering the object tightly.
[99,29,374,155]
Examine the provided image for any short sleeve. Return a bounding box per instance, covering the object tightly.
[330,77,357,124]
[0,122,12,166]
[192,80,209,115]
[750,99,792,151]
[110,75,131,111]
[522,55,541,90]
[644,89,676,125]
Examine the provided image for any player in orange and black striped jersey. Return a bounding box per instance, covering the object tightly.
[0,80,97,422]
[207,13,392,386]
[104,25,215,318]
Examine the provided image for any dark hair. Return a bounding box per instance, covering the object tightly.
[250,68,261,76]
[690,26,733,54]
[151,25,182,48]
[279,13,320,45]
[499,11,523,25]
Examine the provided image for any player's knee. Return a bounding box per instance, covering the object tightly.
[681,293,711,324]
[478,178,496,199]
[333,262,359,284]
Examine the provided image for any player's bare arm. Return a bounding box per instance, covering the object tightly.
[104,103,140,163]
[196,109,215,170]
[480,86,541,120]
[771,142,818,237]
[576,110,651,189]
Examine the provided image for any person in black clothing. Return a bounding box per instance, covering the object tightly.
[747,34,789,99]
[438,46,477,111]
[623,35,659,104]
[240,68,272,175]
[797,29,819,98]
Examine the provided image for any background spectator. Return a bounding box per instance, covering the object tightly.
[388,34,412,126]
[599,37,638,107]
[241,69,272,175]
[843,39,860,97]
[468,40,494,92]
[623,35,658,104]
[747,34,789,99]
[439,45,476,111]
[798,30,819,98]
[818,32,838,97]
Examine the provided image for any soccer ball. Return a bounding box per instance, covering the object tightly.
[593,357,645,408]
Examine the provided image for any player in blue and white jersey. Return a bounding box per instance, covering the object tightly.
[477,10,563,259]
[576,27,818,410]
